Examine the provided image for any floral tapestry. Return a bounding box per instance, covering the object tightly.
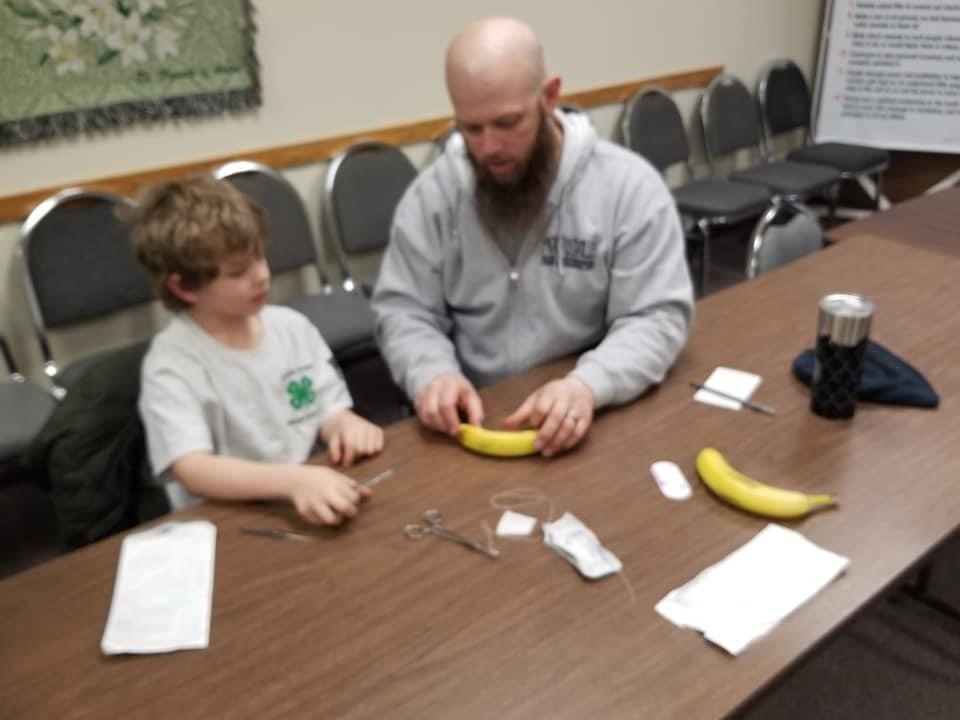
[0,0,260,146]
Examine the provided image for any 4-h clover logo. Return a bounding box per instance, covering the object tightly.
[286,377,316,410]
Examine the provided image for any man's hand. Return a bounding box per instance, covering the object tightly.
[415,372,485,436]
[320,409,384,467]
[288,466,369,526]
[501,375,596,457]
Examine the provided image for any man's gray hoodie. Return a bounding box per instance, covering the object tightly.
[372,109,694,408]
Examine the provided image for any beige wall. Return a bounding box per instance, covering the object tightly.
[0,0,825,381]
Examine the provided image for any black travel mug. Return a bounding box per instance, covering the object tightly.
[810,293,874,419]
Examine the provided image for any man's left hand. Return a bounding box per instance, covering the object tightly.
[501,376,596,457]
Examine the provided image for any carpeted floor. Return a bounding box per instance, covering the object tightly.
[735,541,960,719]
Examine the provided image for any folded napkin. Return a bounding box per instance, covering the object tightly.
[793,340,939,408]
[655,524,849,655]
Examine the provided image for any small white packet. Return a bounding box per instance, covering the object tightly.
[542,512,622,580]
[101,520,217,655]
[694,367,762,411]
[496,510,538,537]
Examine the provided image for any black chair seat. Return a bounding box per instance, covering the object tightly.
[731,161,840,198]
[285,291,378,365]
[0,381,56,464]
[788,143,890,175]
[673,180,772,220]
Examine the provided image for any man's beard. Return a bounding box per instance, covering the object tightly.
[470,105,558,237]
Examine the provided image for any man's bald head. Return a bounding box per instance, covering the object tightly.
[445,17,546,105]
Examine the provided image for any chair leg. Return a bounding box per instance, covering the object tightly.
[874,171,883,211]
[826,184,838,228]
[697,220,711,297]
[900,559,960,623]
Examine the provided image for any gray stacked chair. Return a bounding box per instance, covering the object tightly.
[701,74,842,212]
[0,333,60,579]
[323,141,418,295]
[757,59,889,209]
[0,333,56,477]
[745,200,823,279]
[214,160,378,366]
[20,188,154,395]
[621,86,773,294]
[215,161,408,424]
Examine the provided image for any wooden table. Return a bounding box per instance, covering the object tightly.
[2,235,958,720]
[826,186,960,257]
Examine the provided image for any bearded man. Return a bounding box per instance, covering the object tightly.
[371,17,694,456]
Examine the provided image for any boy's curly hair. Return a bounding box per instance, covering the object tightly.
[122,175,268,311]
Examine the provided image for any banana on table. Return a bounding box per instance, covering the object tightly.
[457,423,539,457]
[696,447,836,519]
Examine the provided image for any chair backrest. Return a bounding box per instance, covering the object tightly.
[213,160,331,288]
[621,86,691,174]
[20,189,152,369]
[323,141,418,281]
[757,59,811,141]
[700,73,762,162]
[746,200,822,278]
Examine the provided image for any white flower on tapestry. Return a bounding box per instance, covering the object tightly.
[7,0,196,75]
[104,11,151,66]
[45,26,85,74]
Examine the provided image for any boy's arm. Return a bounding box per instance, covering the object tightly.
[172,451,368,525]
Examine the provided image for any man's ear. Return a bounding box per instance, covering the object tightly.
[165,273,197,306]
[542,75,562,111]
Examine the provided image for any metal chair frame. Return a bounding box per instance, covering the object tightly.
[756,59,889,210]
[745,199,823,279]
[622,86,773,295]
[700,73,840,211]
[19,188,144,390]
[213,159,337,294]
[323,141,417,294]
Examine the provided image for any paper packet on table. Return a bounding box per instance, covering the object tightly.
[694,367,762,410]
[101,520,217,655]
[542,512,622,580]
[655,524,849,655]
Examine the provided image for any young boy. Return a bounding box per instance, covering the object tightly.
[129,175,383,526]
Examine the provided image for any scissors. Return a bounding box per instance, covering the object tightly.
[404,509,499,559]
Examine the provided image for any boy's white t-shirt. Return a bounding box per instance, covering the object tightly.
[139,305,352,508]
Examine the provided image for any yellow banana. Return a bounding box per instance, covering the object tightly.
[457,423,539,457]
[695,447,836,519]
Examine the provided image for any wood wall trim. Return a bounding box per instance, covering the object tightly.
[0,65,722,225]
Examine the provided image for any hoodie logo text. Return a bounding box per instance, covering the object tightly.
[542,236,596,270]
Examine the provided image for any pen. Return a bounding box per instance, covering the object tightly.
[689,381,777,416]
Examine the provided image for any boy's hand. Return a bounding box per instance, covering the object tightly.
[288,466,370,525]
[321,410,384,467]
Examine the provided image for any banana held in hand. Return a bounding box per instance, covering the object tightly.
[695,447,837,519]
[457,423,539,457]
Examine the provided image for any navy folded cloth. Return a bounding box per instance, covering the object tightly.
[792,340,939,408]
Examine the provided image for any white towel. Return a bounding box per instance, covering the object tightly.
[655,524,849,655]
